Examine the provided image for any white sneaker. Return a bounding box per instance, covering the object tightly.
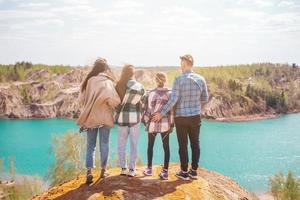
[120,168,128,176]
[127,169,136,177]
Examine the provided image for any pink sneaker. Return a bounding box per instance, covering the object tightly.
[143,167,152,176]
[159,170,168,180]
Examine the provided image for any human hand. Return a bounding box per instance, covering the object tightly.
[152,112,162,122]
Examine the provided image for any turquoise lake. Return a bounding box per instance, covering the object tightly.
[1,113,300,192]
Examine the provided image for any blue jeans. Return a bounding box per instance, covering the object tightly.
[86,127,110,169]
[117,124,140,170]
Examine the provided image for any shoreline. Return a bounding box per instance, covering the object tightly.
[214,114,279,122]
[1,111,299,122]
[213,109,300,122]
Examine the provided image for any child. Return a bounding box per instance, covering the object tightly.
[142,72,174,180]
[115,64,145,177]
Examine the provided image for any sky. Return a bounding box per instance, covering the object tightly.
[0,0,299,66]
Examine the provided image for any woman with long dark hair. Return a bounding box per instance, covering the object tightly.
[115,64,145,177]
[77,58,121,184]
[115,64,135,101]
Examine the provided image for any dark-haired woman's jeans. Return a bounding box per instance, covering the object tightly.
[175,115,201,172]
[86,126,110,169]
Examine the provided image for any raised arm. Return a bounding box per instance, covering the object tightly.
[141,92,150,126]
[160,78,180,116]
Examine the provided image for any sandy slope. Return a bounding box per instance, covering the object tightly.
[33,164,257,200]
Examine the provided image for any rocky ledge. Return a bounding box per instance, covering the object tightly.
[32,164,257,200]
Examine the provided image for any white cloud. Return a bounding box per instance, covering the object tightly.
[19,2,51,9]
[266,12,300,31]
[50,4,96,18]
[278,0,300,8]
[12,19,64,29]
[0,0,299,66]
[0,10,56,21]
[59,0,90,5]
[112,0,143,9]
[162,6,211,22]
[228,8,300,32]
[278,0,294,7]
[148,5,212,33]
[237,0,274,7]
[229,9,266,19]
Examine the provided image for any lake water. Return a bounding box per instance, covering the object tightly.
[1,113,300,192]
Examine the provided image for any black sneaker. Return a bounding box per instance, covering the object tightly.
[175,170,190,181]
[188,169,198,179]
[86,169,93,184]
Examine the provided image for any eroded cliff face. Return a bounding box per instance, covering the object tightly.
[0,67,299,121]
[32,164,257,200]
[0,69,84,119]
[202,95,278,121]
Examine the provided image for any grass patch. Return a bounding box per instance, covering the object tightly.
[0,62,71,82]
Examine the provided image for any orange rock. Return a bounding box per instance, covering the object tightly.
[33,164,257,200]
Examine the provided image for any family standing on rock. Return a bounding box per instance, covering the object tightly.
[76,54,209,184]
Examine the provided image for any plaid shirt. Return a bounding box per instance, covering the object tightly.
[161,70,209,117]
[116,79,145,127]
[142,87,174,133]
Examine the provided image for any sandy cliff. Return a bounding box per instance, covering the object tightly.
[0,67,299,121]
[32,164,257,200]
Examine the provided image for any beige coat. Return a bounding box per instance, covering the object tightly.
[77,73,121,128]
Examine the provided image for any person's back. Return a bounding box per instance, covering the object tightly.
[116,79,145,127]
[153,54,209,181]
[173,71,208,117]
[143,87,173,133]
[77,67,120,129]
[116,64,145,178]
[142,72,173,180]
[77,58,120,184]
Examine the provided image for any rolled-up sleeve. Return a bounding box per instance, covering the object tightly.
[161,78,180,116]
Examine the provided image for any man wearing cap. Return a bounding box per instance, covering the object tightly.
[152,54,209,180]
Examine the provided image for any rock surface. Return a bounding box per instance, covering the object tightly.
[0,67,299,121]
[32,164,257,200]
[0,69,83,119]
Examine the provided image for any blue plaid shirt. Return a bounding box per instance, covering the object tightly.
[160,70,209,117]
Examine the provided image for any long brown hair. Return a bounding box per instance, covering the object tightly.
[116,64,134,101]
[81,58,108,92]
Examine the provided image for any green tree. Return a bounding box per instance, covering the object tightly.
[47,132,86,186]
[0,158,3,175]
[284,171,300,200]
[0,157,43,200]
[9,157,15,181]
[269,171,300,200]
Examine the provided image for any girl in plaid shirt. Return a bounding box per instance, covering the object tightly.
[142,72,174,180]
[115,64,145,177]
